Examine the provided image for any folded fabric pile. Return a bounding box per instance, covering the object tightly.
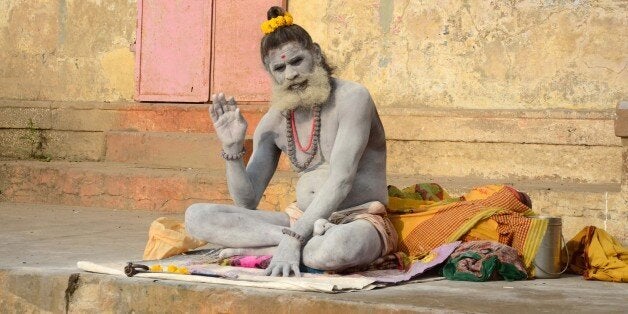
[387,184,547,274]
[443,240,527,281]
[565,226,628,282]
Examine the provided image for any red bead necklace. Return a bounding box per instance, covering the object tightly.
[290,110,316,152]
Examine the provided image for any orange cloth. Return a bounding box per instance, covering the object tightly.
[389,185,546,273]
[565,226,628,282]
[143,217,207,260]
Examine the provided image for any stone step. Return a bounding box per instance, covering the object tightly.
[0,100,267,134]
[1,160,624,242]
[103,130,621,184]
[386,140,622,184]
[3,263,627,313]
[1,100,619,145]
[0,160,297,213]
[1,100,621,184]
[104,131,293,171]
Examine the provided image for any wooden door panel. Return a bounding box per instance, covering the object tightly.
[135,0,212,102]
[211,1,284,102]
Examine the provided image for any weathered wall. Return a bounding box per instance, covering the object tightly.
[0,0,136,102]
[2,0,625,109]
[291,0,627,110]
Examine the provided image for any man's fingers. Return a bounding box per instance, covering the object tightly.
[264,265,273,276]
[217,93,228,114]
[291,264,301,277]
[208,105,218,122]
[235,108,247,124]
[213,101,224,116]
[270,265,281,277]
[282,264,291,277]
[227,97,236,111]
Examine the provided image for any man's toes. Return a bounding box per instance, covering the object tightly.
[323,222,336,233]
[219,248,243,258]
[313,219,330,236]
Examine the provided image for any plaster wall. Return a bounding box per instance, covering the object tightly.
[1,1,625,109]
[290,0,627,110]
[0,0,136,102]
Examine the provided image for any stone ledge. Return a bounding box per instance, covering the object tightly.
[0,100,619,146]
[0,129,105,161]
[1,266,626,313]
[0,160,297,212]
[615,100,628,137]
[381,114,619,146]
[387,140,622,184]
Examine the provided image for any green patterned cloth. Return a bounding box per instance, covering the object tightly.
[443,241,527,282]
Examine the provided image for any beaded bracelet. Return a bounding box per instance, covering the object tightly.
[281,228,306,245]
[220,147,246,161]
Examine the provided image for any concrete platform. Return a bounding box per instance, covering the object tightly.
[1,202,626,313]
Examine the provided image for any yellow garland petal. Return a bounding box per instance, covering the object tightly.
[260,12,294,34]
[285,13,293,25]
[176,267,190,275]
[276,16,286,27]
[261,22,273,34]
[149,264,162,272]
[167,264,178,273]
[269,19,278,29]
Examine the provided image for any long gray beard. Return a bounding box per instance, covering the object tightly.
[270,65,332,111]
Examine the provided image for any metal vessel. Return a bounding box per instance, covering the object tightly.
[533,216,567,278]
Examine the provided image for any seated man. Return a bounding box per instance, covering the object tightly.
[185,7,397,277]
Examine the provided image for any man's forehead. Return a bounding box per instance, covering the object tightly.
[268,43,307,63]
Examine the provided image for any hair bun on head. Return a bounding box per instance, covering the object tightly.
[261,6,293,34]
[267,6,285,19]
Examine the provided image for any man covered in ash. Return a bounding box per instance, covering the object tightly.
[185,7,397,277]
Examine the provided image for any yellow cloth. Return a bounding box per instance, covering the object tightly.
[388,184,546,273]
[143,217,207,260]
[565,226,628,283]
[462,184,507,201]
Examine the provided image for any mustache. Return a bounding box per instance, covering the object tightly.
[277,77,309,92]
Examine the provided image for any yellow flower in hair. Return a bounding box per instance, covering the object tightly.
[260,12,295,34]
[269,19,278,29]
[275,16,286,27]
[284,13,293,25]
[261,22,273,34]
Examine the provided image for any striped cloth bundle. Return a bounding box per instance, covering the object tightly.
[388,184,547,274]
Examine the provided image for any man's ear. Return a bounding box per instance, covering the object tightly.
[312,43,323,63]
[262,57,271,72]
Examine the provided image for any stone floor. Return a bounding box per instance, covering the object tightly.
[1,202,626,313]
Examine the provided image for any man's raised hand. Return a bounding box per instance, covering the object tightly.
[209,93,247,153]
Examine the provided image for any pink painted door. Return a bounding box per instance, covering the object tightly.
[135,0,212,102]
[211,1,284,102]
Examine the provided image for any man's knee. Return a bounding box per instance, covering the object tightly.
[185,203,221,236]
[302,223,381,270]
